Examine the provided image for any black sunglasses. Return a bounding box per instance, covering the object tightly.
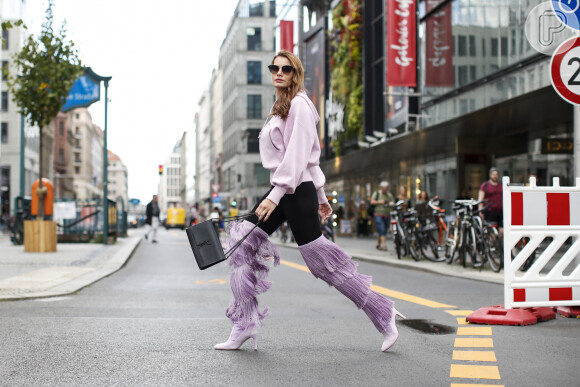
[268,64,295,74]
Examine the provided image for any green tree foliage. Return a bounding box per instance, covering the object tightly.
[7,1,82,128]
[6,0,82,217]
[329,0,363,155]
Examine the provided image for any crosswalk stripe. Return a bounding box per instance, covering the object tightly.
[452,350,497,362]
[456,317,468,325]
[450,364,501,379]
[454,338,494,348]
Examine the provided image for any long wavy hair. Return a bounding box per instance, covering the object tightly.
[270,50,306,119]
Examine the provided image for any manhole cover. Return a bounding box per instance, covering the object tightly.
[400,319,455,334]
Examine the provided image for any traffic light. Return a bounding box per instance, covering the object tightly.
[231,200,237,207]
[158,164,163,175]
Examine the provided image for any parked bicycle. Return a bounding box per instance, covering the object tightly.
[416,196,448,262]
[390,200,421,261]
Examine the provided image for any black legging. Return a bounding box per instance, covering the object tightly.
[247,181,322,246]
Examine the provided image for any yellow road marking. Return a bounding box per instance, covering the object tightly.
[450,364,501,380]
[279,260,457,308]
[195,278,228,285]
[280,260,310,273]
[456,317,468,325]
[457,327,492,336]
[446,310,473,316]
[454,338,494,348]
[451,384,504,387]
[453,350,497,362]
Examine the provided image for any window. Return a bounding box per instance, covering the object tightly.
[59,121,64,136]
[469,35,476,57]
[491,38,498,57]
[458,66,468,87]
[2,30,8,50]
[58,148,64,163]
[1,91,8,111]
[481,38,486,57]
[247,61,261,84]
[247,27,262,51]
[470,65,476,81]
[1,122,7,143]
[501,37,508,56]
[270,0,276,17]
[249,1,264,16]
[75,167,80,174]
[1,61,8,81]
[458,35,467,57]
[247,129,260,153]
[247,94,262,118]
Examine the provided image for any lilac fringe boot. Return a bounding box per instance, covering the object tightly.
[218,221,280,346]
[299,235,402,350]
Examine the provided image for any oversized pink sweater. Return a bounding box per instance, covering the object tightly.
[259,91,328,206]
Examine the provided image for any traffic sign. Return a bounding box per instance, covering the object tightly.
[552,0,580,30]
[550,36,580,104]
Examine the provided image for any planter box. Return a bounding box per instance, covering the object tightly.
[24,220,57,252]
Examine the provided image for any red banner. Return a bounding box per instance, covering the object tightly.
[425,1,453,87]
[387,0,416,87]
[280,20,294,52]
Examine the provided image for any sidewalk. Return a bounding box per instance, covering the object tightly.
[0,230,142,301]
[271,233,504,285]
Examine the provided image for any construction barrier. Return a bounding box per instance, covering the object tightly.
[503,176,580,309]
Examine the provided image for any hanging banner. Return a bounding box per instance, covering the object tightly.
[387,0,417,87]
[280,20,294,52]
[425,1,453,87]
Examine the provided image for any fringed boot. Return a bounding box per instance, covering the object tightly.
[298,235,405,351]
[214,220,280,350]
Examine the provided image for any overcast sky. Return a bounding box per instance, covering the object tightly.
[27,0,240,204]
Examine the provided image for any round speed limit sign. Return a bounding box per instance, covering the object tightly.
[551,36,580,104]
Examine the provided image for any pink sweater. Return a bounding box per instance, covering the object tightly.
[259,91,328,206]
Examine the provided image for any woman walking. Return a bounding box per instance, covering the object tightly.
[214,50,405,352]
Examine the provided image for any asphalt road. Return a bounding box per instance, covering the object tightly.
[0,228,578,386]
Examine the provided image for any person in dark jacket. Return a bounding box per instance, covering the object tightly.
[145,195,160,243]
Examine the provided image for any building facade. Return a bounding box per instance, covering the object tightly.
[218,0,277,211]
[311,0,574,216]
[158,140,183,219]
[1,2,41,221]
[107,150,129,207]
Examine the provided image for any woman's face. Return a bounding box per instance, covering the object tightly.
[271,56,294,90]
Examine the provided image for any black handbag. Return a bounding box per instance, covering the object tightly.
[185,214,260,270]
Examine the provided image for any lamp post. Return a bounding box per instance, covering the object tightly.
[103,80,110,244]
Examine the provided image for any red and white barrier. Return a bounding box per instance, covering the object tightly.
[503,176,580,309]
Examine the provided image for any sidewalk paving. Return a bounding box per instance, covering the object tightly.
[0,227,503,302]
[0,230,142,301]
[271,233,504,285]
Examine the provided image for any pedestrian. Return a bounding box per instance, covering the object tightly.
[414,190,430,222]
[478,167,503,237]
[370,181,395,251]
[144,195,160,243]
[214,50,405,352]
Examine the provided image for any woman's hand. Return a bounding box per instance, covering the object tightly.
[256,198,277,222]
[319,203,333,223]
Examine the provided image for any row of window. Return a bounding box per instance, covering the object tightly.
[1,91,8,111]
[455,35,509,58]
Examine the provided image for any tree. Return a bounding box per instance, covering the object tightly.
[6,0,82,218]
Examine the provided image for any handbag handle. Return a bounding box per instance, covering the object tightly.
[213,213,262,259]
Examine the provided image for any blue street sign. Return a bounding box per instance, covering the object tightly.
[338,195,345,205]
[129,198,140,205]
[61,68,102,112]
[213,195,221,204]
[552,0,580,30]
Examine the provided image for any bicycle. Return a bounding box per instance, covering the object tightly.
[416,197,447,262]
[391,200,421,261]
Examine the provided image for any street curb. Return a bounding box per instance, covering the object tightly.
[273,240,504,285]
[0,237,142,301]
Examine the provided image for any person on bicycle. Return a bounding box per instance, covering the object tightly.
[478,167,503,238]
[370,181,395,251]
